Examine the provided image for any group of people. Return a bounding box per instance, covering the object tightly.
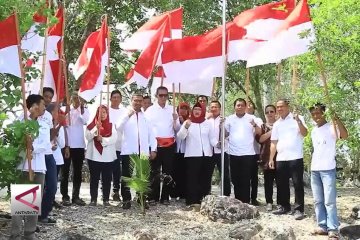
[11,86,347,240]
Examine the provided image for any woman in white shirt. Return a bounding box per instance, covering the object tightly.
[177,102,218,211]
[85,105,117,206]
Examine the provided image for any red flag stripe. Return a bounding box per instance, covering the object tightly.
[0,14,19,49]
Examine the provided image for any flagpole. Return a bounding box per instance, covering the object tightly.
[276,63,282,95]
[15,11,34,182]
[57,6,65,105]
[172,83,176,113]
[220,0,227,197]
[105,15,111,108]
[211,77,216,99]
[40,0,52,95]
[291,59,298,96]
[178,82,182,102]
[245,68,250,103]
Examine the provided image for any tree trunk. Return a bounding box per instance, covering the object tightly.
[252,67,265,121]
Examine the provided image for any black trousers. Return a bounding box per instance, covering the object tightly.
[250,154,259,201]
[186,156,211,205]
[112,151,122,193]
[276,159,304,212]
[263,168,278,204]
[149,143,176,202]
[60,148,84,200]
[172,153,187,199]
[88,159,113,202]
[120,155,133,201]
[209,153,231,196]
[230,155,256,203]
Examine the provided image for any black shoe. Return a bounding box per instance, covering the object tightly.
[38,217,57,225]
[112,192,121,201]
[160,200,170,205]
[251,199,260,206]
[35,226,40,233]
[53,200,63,209]
[148,200,157,206]
[62,197,71,206]
[89,200,97,206]
[103,201,111,207]
[122,201,131,209]
[72,198,86,206]
[273,206,290,215]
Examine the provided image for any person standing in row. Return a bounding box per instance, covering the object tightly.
[108,90,127,201]
[177,102,218,211]
[269,99,308,220]
[86,105,117,206]
[142,95,152,112]
[309,103,348,239]
[225,98,261,203]
[258,104,278,211]
[145,86,180,205]
[118,93,157,209]
[61,93,89,206]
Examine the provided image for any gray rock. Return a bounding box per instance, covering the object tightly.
[340,225,360,240]
[58,232,93,240]
[256,225,296,240]
[200,195,259,223]
[229,222,262,239]
[351,205,360,219]
[134,229,156,240]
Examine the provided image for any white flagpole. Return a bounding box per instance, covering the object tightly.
[220,0,227,196]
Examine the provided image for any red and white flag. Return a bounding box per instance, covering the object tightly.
[121,7,182,51]
[126,19,169,87]
[229,0,295,62]
[0,14,21,77]
[76,19,108,101]
[247,0,315,67]
[21,7,65,100]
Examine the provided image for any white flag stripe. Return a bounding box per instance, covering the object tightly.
[0,46,21,77]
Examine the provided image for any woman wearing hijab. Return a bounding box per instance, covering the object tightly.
[85,105,117,206]
[177,102,218,211]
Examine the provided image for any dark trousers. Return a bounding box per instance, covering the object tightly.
[276,159,304,212]
[264,169,278,204]
[41,154,57,219]
[186,156,211,205]
[149,143,176,202]
[230,155,256,203]
[60,148,84,200]
[112,151,122,193]
[209,153,231,196]
[250,154,259,201]
[88,159,113,202]
[172,153,187,199]
[120,155,133,201]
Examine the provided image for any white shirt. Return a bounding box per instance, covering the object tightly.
[66,106,90,148]
[85,125,117,162]
[176,128,186,153]
[208,116,228,154]
[225,113,258,156]
[177,120,217,158]
[38,110,53,155]
[145,102,180,138]
[118,110,157,156]
[311,122,338,171]
[253,117,264,154]
[18,118,48,173]
[109,106,128,151]
[271,112,307,161]
[53,126,65,165]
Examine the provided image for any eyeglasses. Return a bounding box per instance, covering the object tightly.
[158,94,168,98]
[265,110,275,114]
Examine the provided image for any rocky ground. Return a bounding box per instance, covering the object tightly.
[0,183,359,240]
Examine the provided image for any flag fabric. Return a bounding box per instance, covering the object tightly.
[229,0,295,62]
[0,14,21,77]
[77,19,108,101]
[120,7,183,51]
[246,0,315,67]
[126,19,169,87]
[21,7,65,100]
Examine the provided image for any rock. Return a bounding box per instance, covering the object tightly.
[133,229,156,240]
[351,205,360,219]
[58,232,93,240]
[340,225,360,240]
[255,225,296,240]
[229,222,262,239]
[200,195,259,223]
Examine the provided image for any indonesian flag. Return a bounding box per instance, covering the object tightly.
[247,0,315,67]
[121,7,183,51]
[229,0,295,62]
[126,19,169,87]
[151,67,214,97]
[77,19,108,101]
[0,14,21,77]
[21,8,65,100]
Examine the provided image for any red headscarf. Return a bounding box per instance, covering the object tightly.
[87,105,112,154]
[190,102,206,124]
[177,102,190,122]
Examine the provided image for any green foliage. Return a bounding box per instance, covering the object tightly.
[122,154,150,214]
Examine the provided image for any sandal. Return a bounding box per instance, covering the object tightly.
[311,228,328,236]
[328,231,339,240]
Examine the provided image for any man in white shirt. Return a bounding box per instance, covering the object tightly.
[60,93,89,206]
[246,102,264,206]
[118,93,157,209]
[108,90,127,201]
[309,103,348,238]
[269,99,308,220]
[225,98,261,203]
[142,95,152,112]
[144,86,180,205]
